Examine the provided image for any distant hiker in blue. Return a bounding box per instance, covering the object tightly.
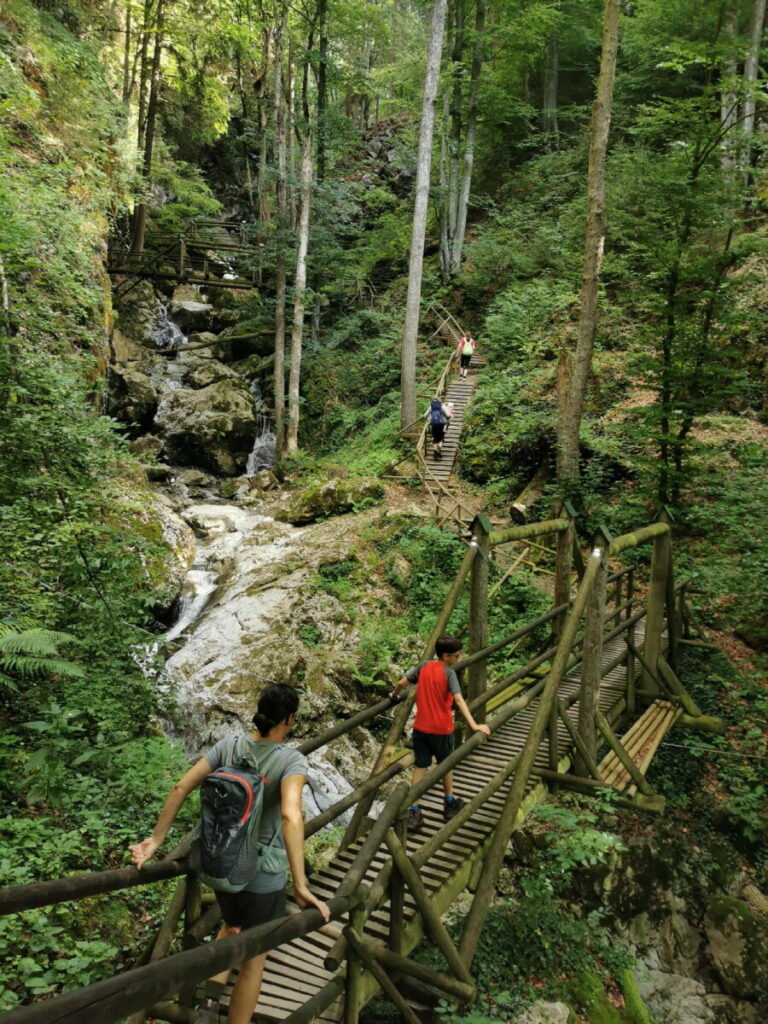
[129,683,329,1024]
[426,395,450,459]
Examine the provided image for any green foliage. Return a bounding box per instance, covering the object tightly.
[459,365,556,497]
[144,154,222,241]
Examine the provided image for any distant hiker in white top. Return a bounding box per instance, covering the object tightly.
[457,335,476,379]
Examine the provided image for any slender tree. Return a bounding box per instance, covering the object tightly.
[401,0,449,431]
[556,0,620,491]
[286,36,315,453]
[273,2,289,453]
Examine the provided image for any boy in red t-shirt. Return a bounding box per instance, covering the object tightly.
[391,635,490,832]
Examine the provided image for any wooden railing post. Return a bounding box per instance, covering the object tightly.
[661,508,679,671]
[575,529,609,776]
[388,816,406,955]
[553,500,576,637]
[178,234,186,280]
[643,514,672,694]
[468,515,491,723]
[626,567,636,715]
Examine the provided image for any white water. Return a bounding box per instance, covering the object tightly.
[166,568,219,642]
[152,300,187,349]
[246,415,276,476]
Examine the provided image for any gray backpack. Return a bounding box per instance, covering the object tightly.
[189,737,290,893]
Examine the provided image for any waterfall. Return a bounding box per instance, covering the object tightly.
[152,300,187,350]
[166,568,219,641]
[246,414,276,476]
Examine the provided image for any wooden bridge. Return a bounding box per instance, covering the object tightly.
[0,511,720,1024]
[108,219,261,299]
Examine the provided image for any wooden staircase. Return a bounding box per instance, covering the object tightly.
[425,351,484,486]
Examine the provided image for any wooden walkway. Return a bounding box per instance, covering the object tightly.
[208,622,650,1023]
[426,353,484,486]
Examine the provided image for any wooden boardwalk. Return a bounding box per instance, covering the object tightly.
[210,622,648,1024]
[425,353,484,486]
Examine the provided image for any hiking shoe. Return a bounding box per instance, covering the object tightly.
[407,806,424,833]
[443,797,465,821]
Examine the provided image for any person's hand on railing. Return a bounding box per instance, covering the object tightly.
[129,837,160,870]
[294,882,331,922]
[473,724,491,738]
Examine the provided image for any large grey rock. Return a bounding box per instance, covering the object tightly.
[276,478,384,525]
[169,300,215,334]
[509,1003,572,1024]
[154,380,257,476]
[705,897,768,999]
[186,361,240,390]
[634,966,714,1024]
[108,366,157,430]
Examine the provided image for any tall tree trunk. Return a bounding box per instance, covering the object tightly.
[720,0,739,170]
[287,40,297,230]
[448,0,465,244]
[450,0,485,276]
[542,31,560,149]
[556,0,620,492]
[121,2,132,104]
[273,5,289,454]
[286,132,313,453]
[439,88,451,277]
[400,0,449,431]
[131,0,164,255]
[743,0,767,181]
[136,0,154,149]
[311,0,328,346]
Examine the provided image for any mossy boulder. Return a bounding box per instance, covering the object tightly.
[275,478,384,524]
[107,365,158,432]
[168,299,216,334]
[705,896,768,999]
[154,379,257,475]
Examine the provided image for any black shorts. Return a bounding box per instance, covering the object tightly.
[460,353,472,368]
[431,423,446,443]
[215,887,287,929]
[413,729,453,769]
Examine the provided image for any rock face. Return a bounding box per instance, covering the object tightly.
[108,366,158,431]
[276,478,384,524]
[705,897,768,1000]
[155,380,257,475]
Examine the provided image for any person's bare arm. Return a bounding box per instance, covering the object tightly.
[128,757,212,869]
[389,675,410,699]
[454,694,491,736]
[281,774,331,922]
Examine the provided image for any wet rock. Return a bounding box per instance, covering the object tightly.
[169,300,215,334]
[634,966,713,1024]
[705,896,768,999]
[176,468,214,489]
[249,469,279,492]
[705,994,759,1023]
[111,327,145,363]
[276,478,384,525]
[154,379,257,476]
[186,361,240,390]
[172,284,205,303]
[108,366,157,431]
[130,434,164,459]
[145,463,173,482]
[509,1003,572,1024]
[164,509,373,748]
